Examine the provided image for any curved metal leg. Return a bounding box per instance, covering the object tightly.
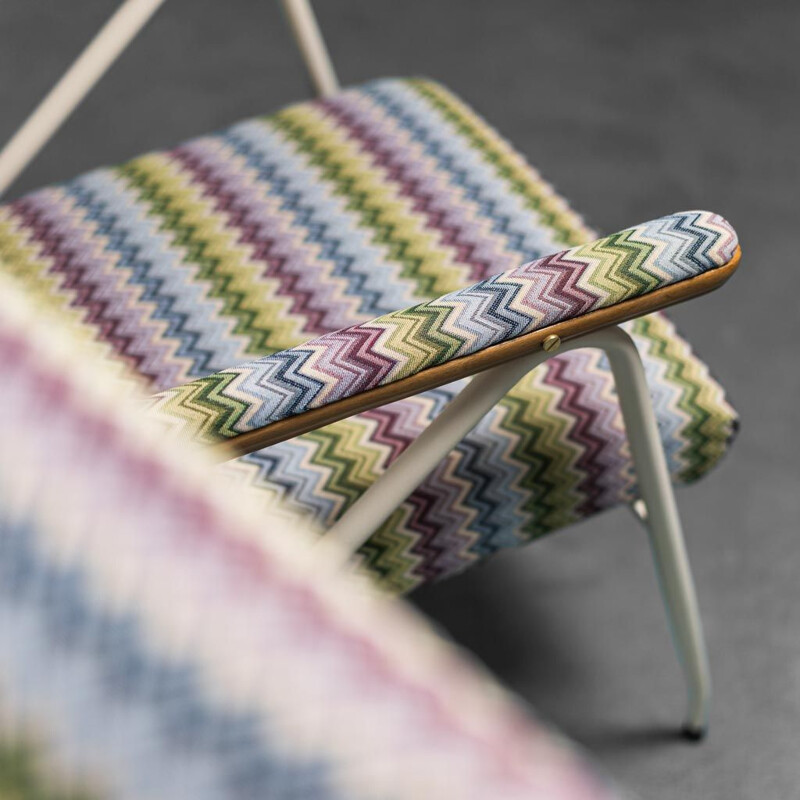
[280,0,340,97]
[596,327,712,739]
[316,326,711,738]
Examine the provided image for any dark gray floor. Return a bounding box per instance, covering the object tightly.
[2,2,798,797]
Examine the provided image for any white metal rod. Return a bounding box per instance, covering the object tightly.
[279,0,340,97]
[597,326,712,737]
[0,0,167,199]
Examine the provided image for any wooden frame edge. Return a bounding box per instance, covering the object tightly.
[214,247,741,460]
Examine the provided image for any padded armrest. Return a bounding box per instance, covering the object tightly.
[148,210,739,457]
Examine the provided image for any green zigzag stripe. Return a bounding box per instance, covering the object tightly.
[499,391,583,538]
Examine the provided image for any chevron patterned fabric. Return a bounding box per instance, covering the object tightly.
[148,210,737,444]
[0,78,739,593]
[0,279,620,800]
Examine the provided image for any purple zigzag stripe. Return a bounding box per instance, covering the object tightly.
[8,194,163,378]
[311,325,397,392]
[545,356,617,515]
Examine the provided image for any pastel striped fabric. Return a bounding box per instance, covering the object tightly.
[148,210,737,444]
[0,78,739,593]
[0,278,621,800]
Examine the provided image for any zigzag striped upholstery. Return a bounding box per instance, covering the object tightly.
[0,78,739,593]
[149,211,737,445]
[0,278,620,800]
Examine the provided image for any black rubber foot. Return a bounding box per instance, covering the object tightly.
[681,724,707,742]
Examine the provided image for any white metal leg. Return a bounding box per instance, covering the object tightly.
[279,0,340,97]
[316,326,711,737]
[0,0,166,199]
[597,327,712,739]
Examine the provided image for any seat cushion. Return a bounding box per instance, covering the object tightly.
[0,78,738,593]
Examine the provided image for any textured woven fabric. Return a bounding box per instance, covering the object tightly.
[0,279,620,800]
[148,210,737,444]
[0,78,738,593]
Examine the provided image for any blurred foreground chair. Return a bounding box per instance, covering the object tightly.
[0,277,623,799]
[0,0,740,741]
